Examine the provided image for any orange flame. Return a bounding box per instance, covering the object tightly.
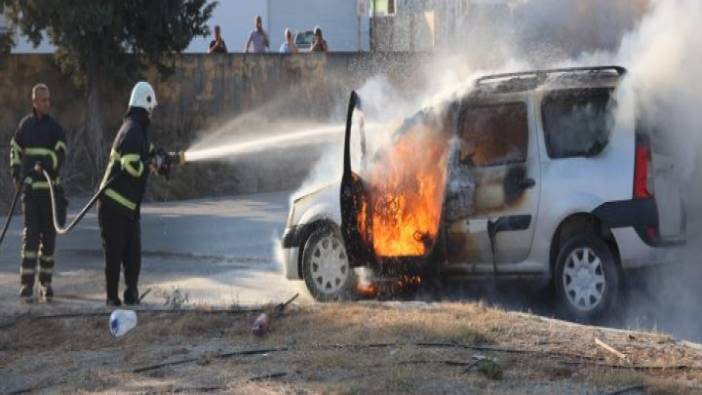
[355,275,422,298]
[359,122,450,257]
[356,281,379,298]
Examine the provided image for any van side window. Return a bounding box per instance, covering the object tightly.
[459,102,528,167]
[541,88,614,158]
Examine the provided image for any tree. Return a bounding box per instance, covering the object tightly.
[0,0,216,170]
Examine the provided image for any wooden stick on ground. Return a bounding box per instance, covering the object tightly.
[595,338,629,362]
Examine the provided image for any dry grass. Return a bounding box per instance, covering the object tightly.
[2,302,702,394]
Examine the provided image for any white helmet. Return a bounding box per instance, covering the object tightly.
[128,81,158,113]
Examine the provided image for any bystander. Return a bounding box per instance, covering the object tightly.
[208,25,228,54]
[245,16,270,53]
[309,27,328,53]
[279,28,299,53]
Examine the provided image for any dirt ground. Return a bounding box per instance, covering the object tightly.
[2,301,702,394]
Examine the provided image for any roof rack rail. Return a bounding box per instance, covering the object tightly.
[475,65,627,86]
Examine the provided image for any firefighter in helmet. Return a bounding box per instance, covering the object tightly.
[10,83,67,303]
[98,81,161,306]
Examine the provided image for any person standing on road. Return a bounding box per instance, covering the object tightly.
[10,83,67,303]
[244,15,270,53]
[98,81,161,306]
[279,28,298,53]
[208,25,228,54]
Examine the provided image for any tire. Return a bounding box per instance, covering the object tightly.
[554,233,620,322]
[302,225,357,302]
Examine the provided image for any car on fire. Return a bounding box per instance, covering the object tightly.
[281,66,686,321]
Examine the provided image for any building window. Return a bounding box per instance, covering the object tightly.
[372,0,396,16]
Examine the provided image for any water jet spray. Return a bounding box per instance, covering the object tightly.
[182,124,346,163]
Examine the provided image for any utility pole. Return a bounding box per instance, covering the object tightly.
[371,0,376,51]
[357,0,367,51]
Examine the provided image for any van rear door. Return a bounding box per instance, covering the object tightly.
[651,136,686,241]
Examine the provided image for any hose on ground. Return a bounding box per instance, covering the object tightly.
[0,186,21,251]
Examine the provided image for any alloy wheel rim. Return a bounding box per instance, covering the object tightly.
[310,235,349,295]
[563,246,606,312]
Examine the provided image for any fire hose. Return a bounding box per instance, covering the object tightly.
[41,149,184,235]
[43,169,117,235]
[0,149,185,243]
[0,187,21,252]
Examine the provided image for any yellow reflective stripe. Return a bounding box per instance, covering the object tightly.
[39,267,53,274]
[24,147,57,170]
[39,255,54,262]
[10,138,23,165]
[20,267,36,275]
[55,140,67,152]
[29,179,59,189]
[99,149,122,188]
[100,162,115,189]
[11,138,23,153]
[120,154,144,177]
[105,188,137,211]
[110,149,121,161]
[22,250,38,259]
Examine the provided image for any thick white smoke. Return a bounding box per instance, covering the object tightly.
[616,0,702,181]
[611,0,702,340]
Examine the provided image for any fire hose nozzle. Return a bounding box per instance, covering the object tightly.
[166,150,186,166]
[155,149,186,178]
[175,150,186,166]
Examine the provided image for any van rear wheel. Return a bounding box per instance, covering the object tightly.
[555,233,619,322]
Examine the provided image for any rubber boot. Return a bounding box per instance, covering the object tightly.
[19,284,34,303]
[39,283,53,303]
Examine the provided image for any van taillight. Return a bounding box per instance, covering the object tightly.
[634,135,653,199]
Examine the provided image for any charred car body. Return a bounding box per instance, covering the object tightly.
[282,66,686,321]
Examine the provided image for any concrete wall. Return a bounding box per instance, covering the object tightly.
[0,52,420,210]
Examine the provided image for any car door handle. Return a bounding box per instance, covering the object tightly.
[519,178,535,189]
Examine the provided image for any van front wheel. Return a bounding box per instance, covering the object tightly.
[302,226,357,302]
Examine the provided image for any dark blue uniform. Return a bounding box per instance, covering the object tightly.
[98,107,154,305]
[10,110,67,292]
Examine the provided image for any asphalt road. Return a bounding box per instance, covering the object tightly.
[1,190,701,342]
[0,190,311,314]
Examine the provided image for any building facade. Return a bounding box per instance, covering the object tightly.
[370,0,650,54]
[8,0,370,54]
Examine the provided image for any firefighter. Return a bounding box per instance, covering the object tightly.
[10,83,67,302]
[98,81,160,306]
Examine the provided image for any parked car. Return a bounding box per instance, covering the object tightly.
[295,30,314,51]
[281,66,686,321]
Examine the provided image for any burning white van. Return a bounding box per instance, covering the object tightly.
[282,66,686,322]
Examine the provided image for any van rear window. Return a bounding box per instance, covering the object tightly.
[541,88,614,158]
